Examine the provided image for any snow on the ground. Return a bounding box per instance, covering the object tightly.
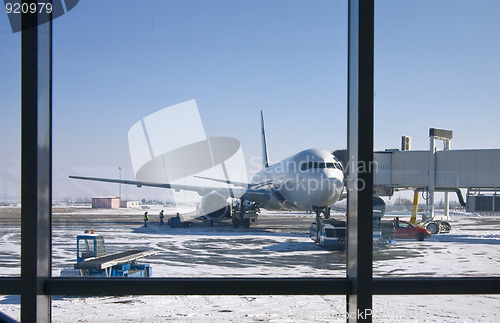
[1,208,500,322]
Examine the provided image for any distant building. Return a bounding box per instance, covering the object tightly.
[92,197,120,209]
[120,200,140,208]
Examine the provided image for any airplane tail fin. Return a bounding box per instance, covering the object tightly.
[260,110,270,168]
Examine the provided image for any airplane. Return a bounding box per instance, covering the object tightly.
[70,111,346,238]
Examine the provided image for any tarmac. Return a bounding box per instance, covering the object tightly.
[2,205,500,321]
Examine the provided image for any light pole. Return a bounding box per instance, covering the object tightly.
[118,167,122,201]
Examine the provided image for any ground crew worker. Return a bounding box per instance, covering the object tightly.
[144,211,149,227]
[159,210,165,225]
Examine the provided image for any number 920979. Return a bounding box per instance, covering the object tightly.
[6,2,53,14]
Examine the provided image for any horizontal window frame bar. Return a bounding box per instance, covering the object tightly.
[373,277,500,295]
[3,277,499,296]
[0,278,21,295]
[45,278,351,296]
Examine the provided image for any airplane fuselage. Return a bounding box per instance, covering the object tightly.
[250,148,344,211]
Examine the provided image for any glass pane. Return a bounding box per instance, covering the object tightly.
[374,0,500,277]
[0,295,20,322]
[0,7,21,322]
[373,295,500,322]
[0,3,21,277]
[51,296,345,322]
[52,0,349,280]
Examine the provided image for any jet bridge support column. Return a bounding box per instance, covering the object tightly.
[428,135,436,221]
[428,128,453,222]
[444,140,451,220]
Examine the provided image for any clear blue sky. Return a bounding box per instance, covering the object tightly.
[1,0,499,200]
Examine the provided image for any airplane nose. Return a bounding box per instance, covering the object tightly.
[285,172,344,209]
[307,176,343,204]
[323,177,344,200]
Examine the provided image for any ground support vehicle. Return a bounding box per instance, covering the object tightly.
[422,220,451,234]
[391,219,432,241]
[167,214,191,228]
[410,191,451,234]
[310,218,346,248]
[61,231,156,277]
[373,221,395,246]
[310,213,395,248]
[372,210,395,246]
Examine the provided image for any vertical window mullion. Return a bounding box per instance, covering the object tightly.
[20,2,52,321]
[347,0,374,321]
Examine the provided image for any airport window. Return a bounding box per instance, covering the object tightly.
[1,1,500,322]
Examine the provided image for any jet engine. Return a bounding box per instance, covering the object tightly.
[373,196,387,221]
[200,191,230,221]
[373,196,387,216]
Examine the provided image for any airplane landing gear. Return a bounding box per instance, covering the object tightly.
[312,206,332,244]
[312,206,326,244]
[324,207,331,219]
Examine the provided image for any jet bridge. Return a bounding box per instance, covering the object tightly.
[378,149,500,189]
[373,128,500,221]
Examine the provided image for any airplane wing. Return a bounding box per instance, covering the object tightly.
[193,175,252,188]
[69,175,271,204]
[193,175,273,189]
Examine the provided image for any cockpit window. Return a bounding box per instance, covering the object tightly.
[301,162,341,171]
